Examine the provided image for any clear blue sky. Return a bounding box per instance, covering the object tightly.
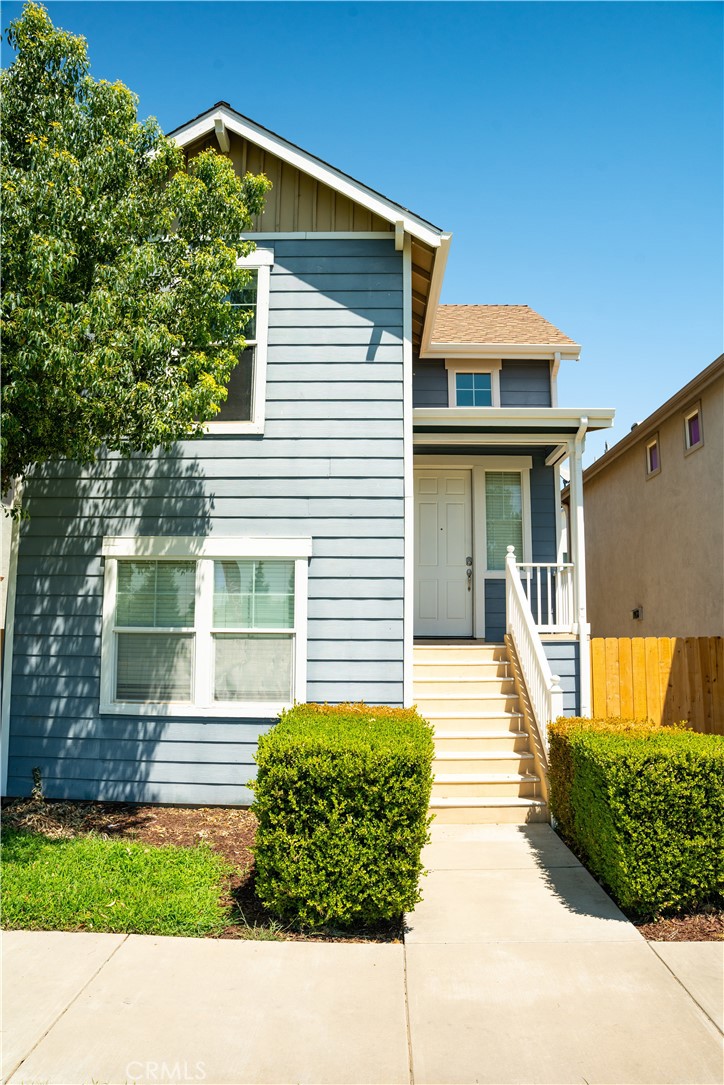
[4,1,722,463]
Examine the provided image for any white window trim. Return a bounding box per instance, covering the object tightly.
[445,358,502,407]
[645,434,661,478]
[100,535,311,718]
[683,402,704,454]
[206,249,273,436]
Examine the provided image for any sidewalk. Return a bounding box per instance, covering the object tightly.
[3,825,722,1085]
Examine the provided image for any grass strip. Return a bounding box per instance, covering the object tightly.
[2,829,232,937]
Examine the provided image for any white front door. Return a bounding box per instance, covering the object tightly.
[414,469,473,637]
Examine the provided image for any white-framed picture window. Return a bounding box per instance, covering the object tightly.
[645,434,661,478]
[445,359,502,407]
[100,536,311,718]
[684,403,704,454]
[206,249,273,435]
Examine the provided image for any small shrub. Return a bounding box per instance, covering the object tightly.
[549,717,724,916]
[252,702,434,928]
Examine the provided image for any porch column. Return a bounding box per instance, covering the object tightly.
[568,418,591,716]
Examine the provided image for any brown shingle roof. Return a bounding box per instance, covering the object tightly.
[432,305,578,347]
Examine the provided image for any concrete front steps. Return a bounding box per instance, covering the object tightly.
[414,642,548,824]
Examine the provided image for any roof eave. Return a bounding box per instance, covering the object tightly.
[579,353,724,486]
[170,104,446,248]
[420,341,581,360]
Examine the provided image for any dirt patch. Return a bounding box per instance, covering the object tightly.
[2,798,403,943]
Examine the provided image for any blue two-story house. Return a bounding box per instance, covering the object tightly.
[1,104,614,821]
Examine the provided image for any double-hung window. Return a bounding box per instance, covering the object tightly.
[100,537,311,717]
[207,249,272,435]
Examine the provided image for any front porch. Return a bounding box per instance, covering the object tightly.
[411,407,615,717]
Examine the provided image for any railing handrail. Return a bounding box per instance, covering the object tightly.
[516,561,574,569]
[515,559,575,634]
[505,546,564,751]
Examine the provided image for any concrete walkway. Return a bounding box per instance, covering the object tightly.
[3,825,722,1085]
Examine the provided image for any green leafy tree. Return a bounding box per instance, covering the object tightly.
[1,2,271,495]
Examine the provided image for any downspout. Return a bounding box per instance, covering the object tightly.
[571,417,591,716]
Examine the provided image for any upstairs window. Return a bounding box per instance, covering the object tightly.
[206,250,272,435]
[455,372,493,406]
[684,404,704,453]
[645,435,661,478]
[100,536,311,718]
[446,360,501,407]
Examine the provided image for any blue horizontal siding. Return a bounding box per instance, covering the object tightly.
[412,358,552,408]
[500,361,552,407]
[8,237,406,804]
[413,360,448,407]
[543,641,580,716]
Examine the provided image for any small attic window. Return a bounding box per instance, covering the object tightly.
[645,435,660,478]
[446,359,501,407]
[455,372,493,406]
[684,404,703,453]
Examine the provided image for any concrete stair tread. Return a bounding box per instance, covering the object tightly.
[434,750,534,760]
[412,677,514,685]
[433,772,539,783]
[422,711,523,720]
[433,729,528,739]
[429,797,547,808]
[412,655,510,664]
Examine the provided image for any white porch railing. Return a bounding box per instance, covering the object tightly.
[516,562,575,634]
[505,547,564,751]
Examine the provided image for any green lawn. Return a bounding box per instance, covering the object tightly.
[1,829,233,937]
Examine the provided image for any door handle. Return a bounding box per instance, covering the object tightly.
[466,567,473,591]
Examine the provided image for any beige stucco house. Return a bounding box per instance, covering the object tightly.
[575,354,723,638]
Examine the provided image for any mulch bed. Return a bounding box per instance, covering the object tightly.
[633,911,724,942]
[5,799,720,942]
[1,798,403,943]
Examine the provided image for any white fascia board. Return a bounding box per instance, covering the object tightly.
[419,233,452,354]
[421,342,581,361]
[413,407,615,431]
[102,536,314,559]
[173,107,444,249]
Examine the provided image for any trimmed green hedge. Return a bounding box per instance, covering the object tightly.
[549,717,724,916]
[252,703,434,928]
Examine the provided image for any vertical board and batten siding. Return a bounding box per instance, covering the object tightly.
[412,359,552,409]
[7,237,405,804]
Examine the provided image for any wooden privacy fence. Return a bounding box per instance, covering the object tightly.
[591,637,724,735]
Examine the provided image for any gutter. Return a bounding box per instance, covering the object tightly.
[421,342,580,360]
